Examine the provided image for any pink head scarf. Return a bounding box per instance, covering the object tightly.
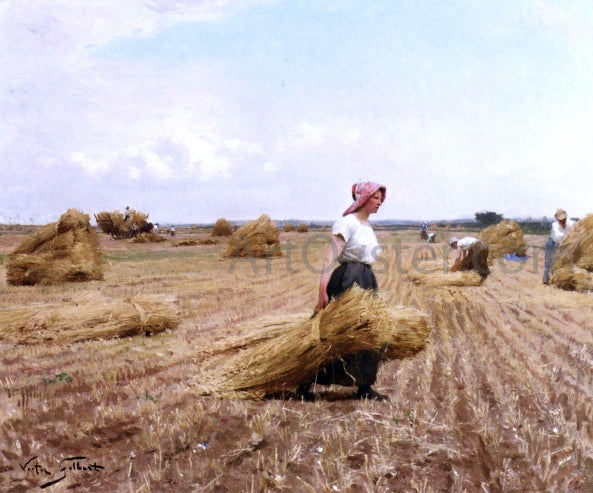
[342,181,386,216]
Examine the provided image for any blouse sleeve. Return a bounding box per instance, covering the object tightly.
[332,215,356,243]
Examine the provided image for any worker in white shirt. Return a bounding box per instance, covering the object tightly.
[449,236,490,277]
[543,209,575,284]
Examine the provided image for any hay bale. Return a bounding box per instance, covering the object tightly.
[223,214,282,258]
[5,209,103,286]
[478,220,526,263]
[0,294,179,344]
[297,223,309,233]
[550,214,593,291]
[283,223,295,232]
[212,218,233,237]
[204,286,429,398]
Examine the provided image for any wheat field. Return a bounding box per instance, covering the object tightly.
[1,226,593,492]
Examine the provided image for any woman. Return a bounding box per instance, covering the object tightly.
[448,236,490,277]
[296,181,388,402]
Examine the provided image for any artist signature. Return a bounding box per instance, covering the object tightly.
[20,455,104,488]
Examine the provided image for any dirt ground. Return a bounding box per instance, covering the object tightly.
[1,226,593,492]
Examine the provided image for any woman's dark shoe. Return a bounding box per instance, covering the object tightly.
[355,385,388,401]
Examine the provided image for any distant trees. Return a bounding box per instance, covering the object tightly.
[475,211,503,225]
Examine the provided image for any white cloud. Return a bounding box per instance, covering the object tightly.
[70,152,111,176]
[127,165,142,180]
[279,117,361,153]
[143,149,174,180]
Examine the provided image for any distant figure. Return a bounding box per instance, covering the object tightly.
[427,232,436,243]
[449,236,490,277]
[124,206,131,222]
[420,222,428,240]
[170,226,175,236]
[131,222,138,238]
[154,223,159,234]
[543,208,575,284]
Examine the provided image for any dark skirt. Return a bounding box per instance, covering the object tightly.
[460,240,490,276]
[309,262,381,387]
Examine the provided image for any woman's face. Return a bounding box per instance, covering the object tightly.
[362,190,384,214]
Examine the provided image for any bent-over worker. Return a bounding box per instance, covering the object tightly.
[449,236,490,277]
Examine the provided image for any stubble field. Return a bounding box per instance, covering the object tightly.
[1,226,593,492]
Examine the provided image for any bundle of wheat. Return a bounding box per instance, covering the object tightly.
[203,287,429,398]
[283,223,295,232]
[406,269,484,287]
[223,214,282,258]
[173,239,199,247]
[550,214,593,291]
[297,223,309,233]
[0,294,179,344]
[5,209,103,286]
[128,232,167,243]
[550,266,593,291]
[211,218,233,237]
[478,220,526,263]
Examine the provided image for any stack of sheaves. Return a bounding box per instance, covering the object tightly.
[223,214,282,258]
[200,286,430,399]
[95,208,149,238]
[479,219,527,263]
[5,209,103,286]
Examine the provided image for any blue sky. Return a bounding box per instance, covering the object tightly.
[1,0,592,224]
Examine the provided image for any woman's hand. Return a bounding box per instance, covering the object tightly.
[316,234,345,311]
[316,290,329,311]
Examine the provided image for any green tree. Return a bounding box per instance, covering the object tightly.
[475,211,503,225]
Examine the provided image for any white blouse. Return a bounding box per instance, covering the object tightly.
[550,219,575,243]
[332,214,381,265]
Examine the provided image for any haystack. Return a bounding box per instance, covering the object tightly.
[202,286,429,398]
[0,294,179,344]
[283,223,295,232]
[95,208,150,238]
[478,220,526,263]
[223,214,282,258]
[550,214,593,291]
[297,223,309,233]
[5,209,103,286]
[211,218,233,237]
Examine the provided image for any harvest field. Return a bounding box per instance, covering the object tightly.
[1,225,593,492]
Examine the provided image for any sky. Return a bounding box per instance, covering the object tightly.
[1,0,593,225]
